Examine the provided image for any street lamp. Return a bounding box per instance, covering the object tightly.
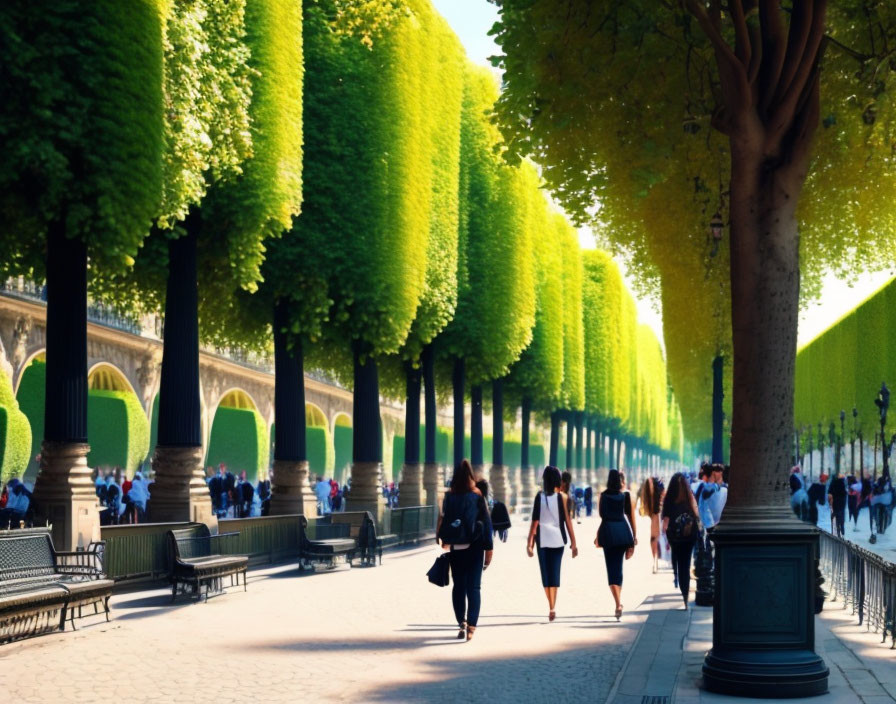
[876,382,890,480]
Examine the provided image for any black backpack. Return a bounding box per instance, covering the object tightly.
[668,510,696,543]
[438,492,480,545]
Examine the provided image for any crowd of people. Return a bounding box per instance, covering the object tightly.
[0,477,33,528]
[435,459,729,640]
[206,464,271,518]
[93,467,152,525]
[789,464,894,539]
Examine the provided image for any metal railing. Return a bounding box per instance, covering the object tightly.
[819,531,896,648]
[100,521,201,581]
[217,515,302,564]
[386,505,436,544]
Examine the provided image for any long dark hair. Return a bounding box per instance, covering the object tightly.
[450,459,476,494]
[543,465,561,494]
[605,468,623,494]
[662,472,694,516]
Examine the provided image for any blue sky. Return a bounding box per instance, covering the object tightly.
[431,0,500,68]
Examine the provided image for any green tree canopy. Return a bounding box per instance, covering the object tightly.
[437,64,537,385]
[557,215,584,411]
[0,0,165,276]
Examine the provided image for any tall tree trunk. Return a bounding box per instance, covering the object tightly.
[492,379,504,466]
[574,411,584,472]
[712,355,725,465]
[452,358,465,469]
[270,301,315,516]
[352,344,381,463]
[404,362,422,465]
[585,416,593,471]
[44,220,88,444]
[157,218,201,448]
[273,301,306,463]
[422,345,436,465]
[549,410,560,467]
[521,397,532,468]
[565,412,573,470]
[470,384,483,467]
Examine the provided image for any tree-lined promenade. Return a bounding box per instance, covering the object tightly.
[0,0,683,549]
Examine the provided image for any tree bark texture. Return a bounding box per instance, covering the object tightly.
[470,384,483,467]
[404,362,422,464]
[44,220,88,443]
[712,355,725,464]
[273,300,306,462]
[492,379,504,466]
[549,411,560,467]
[452,357,465,469]
[521,397,532,468]
[422,345,437,465]
[157,217,201,447]
[352,344,381,463]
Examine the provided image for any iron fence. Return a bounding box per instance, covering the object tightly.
[386,505,436,544]
[819,531,896,648]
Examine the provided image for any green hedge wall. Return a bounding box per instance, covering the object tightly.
[306,425,334,479]
[503,440,546,470]
[795,279,896,435]
[0,368,32,485]
[86,390,150,476]
[334,424,353,483]
[206,406,268,482]
[15,359,45,481]
[392,425,454,477]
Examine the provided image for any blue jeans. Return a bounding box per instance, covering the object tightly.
[448,547,484,627]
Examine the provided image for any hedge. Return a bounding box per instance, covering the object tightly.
[15,359,45,481]
[86,390,150,477]
[206,406,269,482]
[334,423,353,483]
[0,368,32,485]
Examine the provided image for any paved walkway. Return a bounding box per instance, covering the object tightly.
[3,513,896,703]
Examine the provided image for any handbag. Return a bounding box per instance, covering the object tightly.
[426,553,450,587]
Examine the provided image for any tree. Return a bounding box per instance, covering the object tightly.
[0,0,165,547]
[437,63,537,469]
[492,1,896,693]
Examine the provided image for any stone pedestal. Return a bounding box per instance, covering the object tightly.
[507,466,520,509]
[519,465,537,514]
[270,459,317,516]
[423,462,443,509]
[398,462,424,507]
[148,445,215,527]
[32,441,100,550]
[346,461,386,523]
[490,464,509,505]
[702,507,828,698]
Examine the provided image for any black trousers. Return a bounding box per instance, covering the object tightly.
[670,538,696,604]
[603,546,626,587]
[448,547,484,627]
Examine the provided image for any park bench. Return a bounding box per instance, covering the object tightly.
[330,511,398,566]
[166,526,247,602]
[0,529,113,644]
[298,515,356,570]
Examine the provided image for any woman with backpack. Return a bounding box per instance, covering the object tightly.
[436,459,493,641]
[526,466,578,622]
[595,469,636,620]
[662,472,700,609]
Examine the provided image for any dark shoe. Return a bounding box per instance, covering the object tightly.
[549,610,556,622]
[457,622,466,639]
[615,605,623,621]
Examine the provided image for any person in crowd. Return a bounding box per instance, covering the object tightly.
[561,470,577,523]
[638,476,664,574]
[584,485,593,517]
[486,478,512,543]
[860,476,874,532]
[342,478,351,501]
[436,459,493,641]
[827,469,848,537]
[663,472,700,609]
[789,466,810,522]
[125,472,150,522]
[527,465,578,622]
[871,474,893,535]
[315,475,332,516]
[0,483,8,510]
[847,475,862,529]
[807,473,827,527]
[240,475,255,518]
[0,478,30,527]
[595,469,636,620]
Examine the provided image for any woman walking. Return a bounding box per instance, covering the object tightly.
[638,476,664,574]
[662,472,700,609]
[527,466,578,621]
[436,460,493,641]
[595,469,636,620]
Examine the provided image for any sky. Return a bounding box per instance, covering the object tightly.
[430,0,894,351]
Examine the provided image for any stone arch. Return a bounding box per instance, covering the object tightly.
[13,348,45,396]
[86,362,150,477]
[88,362,137,395]
[206,387,268,482]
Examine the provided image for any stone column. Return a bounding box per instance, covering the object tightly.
[519,465,537,514]
[34,442,100,550]
[490,463,509,505]
[346,460,385,523]
[270,458,317,516]
[149,446,215,525]
[423,462,442,508]
[399,462,424,506]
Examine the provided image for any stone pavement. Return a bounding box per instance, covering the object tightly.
[0,514,672,704]
[4,513,895,703]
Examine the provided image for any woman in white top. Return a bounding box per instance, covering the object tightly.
[526,465,578,621]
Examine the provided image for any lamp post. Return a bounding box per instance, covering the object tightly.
[807,427,814,481]
[839,410,846,476]
[851,408,857,478]
[817,423,825,477]
[875,383,890,480]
